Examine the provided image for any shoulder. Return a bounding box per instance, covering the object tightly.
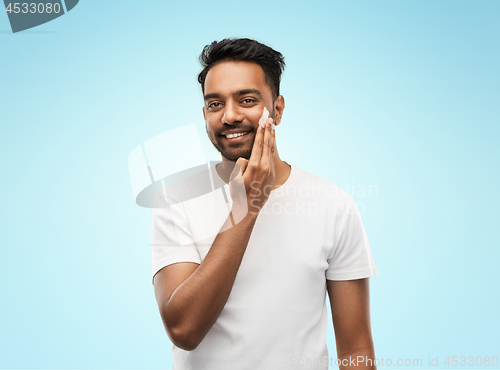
[291,164,353,205]
[153,166,212,207]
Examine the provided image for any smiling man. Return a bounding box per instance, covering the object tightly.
[151,38,379,370]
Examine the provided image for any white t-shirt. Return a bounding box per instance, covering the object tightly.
[151,161,378,370]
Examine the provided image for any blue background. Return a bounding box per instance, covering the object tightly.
[1,0,499,368]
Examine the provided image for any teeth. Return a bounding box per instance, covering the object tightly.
[226,132,249,139]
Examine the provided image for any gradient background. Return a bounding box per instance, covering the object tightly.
[1,0,499,369]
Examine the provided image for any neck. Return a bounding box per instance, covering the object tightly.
[216,151,291,191]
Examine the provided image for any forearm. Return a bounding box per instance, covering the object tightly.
[337,347,377,370]
[164,207,257,349]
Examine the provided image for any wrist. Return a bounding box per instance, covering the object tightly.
[230,203,259,224]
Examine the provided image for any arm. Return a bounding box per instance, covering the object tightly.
[154,210,258,351]
[153,116,276,351]
[327,278,376,370]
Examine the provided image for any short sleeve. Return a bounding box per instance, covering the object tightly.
[151,190,201,285]
[326,195,378,281]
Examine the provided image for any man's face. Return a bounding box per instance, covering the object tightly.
[202,61,277,162]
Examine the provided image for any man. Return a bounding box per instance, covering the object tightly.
[151,38,379,370]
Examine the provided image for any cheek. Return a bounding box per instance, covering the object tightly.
[254,106,270,123]
[206,123,219,139]
[206,114,219,127]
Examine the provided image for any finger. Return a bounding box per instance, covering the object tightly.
[248,116,266,170]
[260,117,272,171]
[237,158,249,200]
[238,157,249,175]
[270,120,276,178]
[229,157,249,182]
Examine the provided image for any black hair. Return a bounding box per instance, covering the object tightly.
[198,38,286,102]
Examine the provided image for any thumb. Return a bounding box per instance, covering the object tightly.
[229,157,248,182]
[237,157,249,174]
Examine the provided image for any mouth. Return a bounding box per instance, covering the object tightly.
[220,131,252,143]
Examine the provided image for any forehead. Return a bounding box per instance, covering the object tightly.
[204,61,268,95]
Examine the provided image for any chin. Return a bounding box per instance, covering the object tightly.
[223,152,251,162]
[217,144,252,162]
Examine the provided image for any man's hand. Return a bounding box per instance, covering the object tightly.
[229,116,276,217]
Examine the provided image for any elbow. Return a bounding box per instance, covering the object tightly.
[167,324,201,351]
[159,301,203,351]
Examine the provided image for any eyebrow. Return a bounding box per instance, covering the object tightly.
[204,88,264,101]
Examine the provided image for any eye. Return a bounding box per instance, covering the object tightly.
[207,102,220,109]
[242,99,255,104]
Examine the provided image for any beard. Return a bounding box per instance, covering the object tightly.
[207,130,254,162]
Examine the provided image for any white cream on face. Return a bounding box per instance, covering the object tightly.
[258,107,269,128]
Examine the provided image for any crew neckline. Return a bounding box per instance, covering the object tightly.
[269,160,296,196]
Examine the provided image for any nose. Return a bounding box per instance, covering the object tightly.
[221,100,244,125]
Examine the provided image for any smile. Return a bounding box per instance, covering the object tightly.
[222,131,251,141]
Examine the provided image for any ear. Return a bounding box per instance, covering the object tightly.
[202,106,206,121]
[273,95,285,126]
